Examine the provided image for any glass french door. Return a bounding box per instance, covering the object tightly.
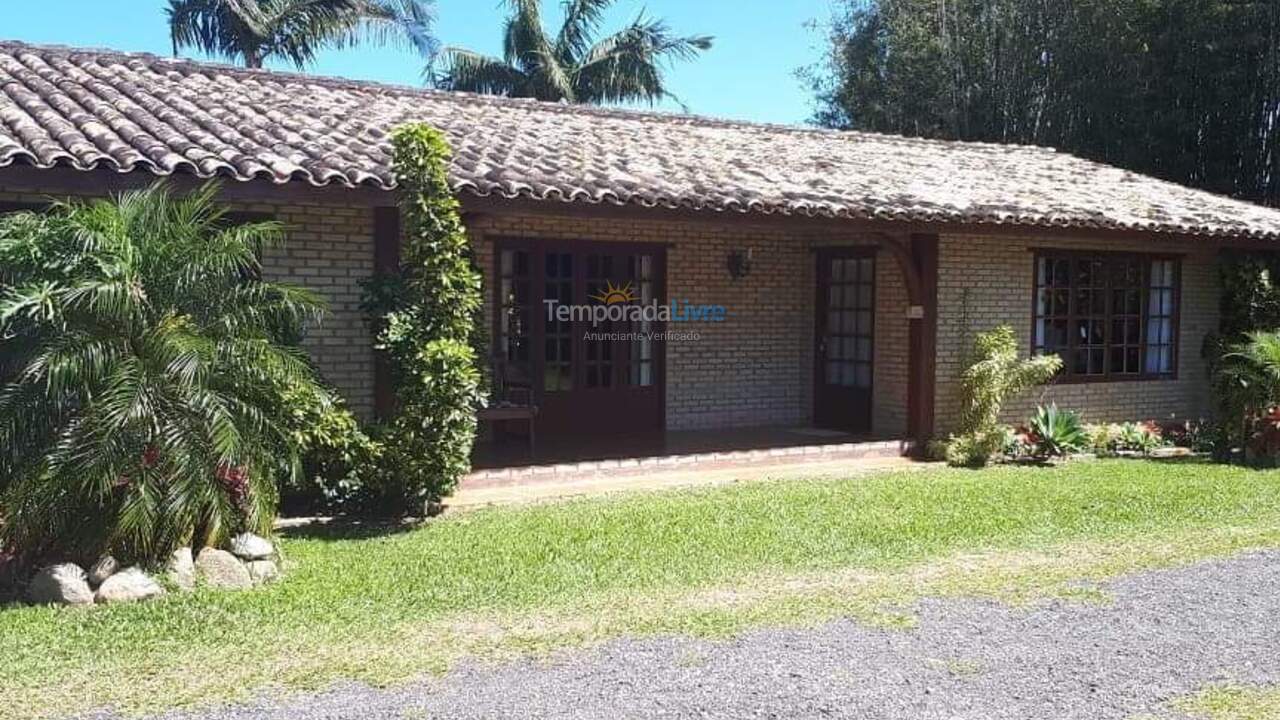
[814,249,875,433]
[495,240,666,436]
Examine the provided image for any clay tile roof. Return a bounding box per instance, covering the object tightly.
[3,39,1280,240]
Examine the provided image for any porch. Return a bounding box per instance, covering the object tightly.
[461,426,916,508]
[472,424,912,470]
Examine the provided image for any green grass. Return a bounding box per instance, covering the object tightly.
[1175,684,1280,719]
[5,458,1280,718]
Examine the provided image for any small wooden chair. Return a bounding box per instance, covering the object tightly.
[477,359,538,455]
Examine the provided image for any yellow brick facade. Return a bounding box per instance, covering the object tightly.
[0,182,378,418]
[934,232,1219,433]
[467,213,911,436]
[0,175,1223,441]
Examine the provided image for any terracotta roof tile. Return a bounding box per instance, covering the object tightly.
[3,40,1280,239]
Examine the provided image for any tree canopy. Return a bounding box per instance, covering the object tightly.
[434,0,712,106]
[167,0,437,69]
[807,0,1280,205]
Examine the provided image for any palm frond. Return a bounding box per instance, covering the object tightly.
[574,15,712,105]
[0,179,331,565]
[337,0,439,58]
[435,47,528,95]
[555,0,612,64]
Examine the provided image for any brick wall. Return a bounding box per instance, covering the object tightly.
[0,183,378,418]
[934,232,1220,433]
[11,171,1216,442]
[468,213,912,436]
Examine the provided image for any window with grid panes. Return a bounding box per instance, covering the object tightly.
[1032,253,1179,380]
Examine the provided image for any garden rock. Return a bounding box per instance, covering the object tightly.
[27,563,94,606]
[166,547,196,591]
[195,548,252,590]
[95,567,164,604]
[88,555,119,586]
[230,533,275,561]
[246,559,280,585]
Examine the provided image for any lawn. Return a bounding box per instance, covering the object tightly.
[5,458,1280,719]
[1175,684,1280,720]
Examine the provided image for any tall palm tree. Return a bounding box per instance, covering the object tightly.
[0,182,329,565]
[167,0,437,69]
[435,0,712,105]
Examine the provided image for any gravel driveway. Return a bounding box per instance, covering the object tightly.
[130,549,1280,720]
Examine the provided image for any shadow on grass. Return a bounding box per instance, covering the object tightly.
[276,518,423,542]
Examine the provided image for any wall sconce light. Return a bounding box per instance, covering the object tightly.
[727,248,754,280]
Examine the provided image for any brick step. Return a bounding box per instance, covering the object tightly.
[464,439,915,487]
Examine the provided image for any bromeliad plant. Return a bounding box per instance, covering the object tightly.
[0,182,328,566]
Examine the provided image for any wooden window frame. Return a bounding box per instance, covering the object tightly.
[1030,249,1182,384]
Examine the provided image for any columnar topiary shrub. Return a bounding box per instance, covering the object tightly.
[367,124,484,512]
[946,325,1062,467]
[0,182,330,566]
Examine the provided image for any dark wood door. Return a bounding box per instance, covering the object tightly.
[494,240,666,437]
[814,249,875,432]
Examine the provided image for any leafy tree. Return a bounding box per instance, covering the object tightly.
[0,183,329,565]
[167,0,437,69]
[434,0,713,105]
[808,0,1280,206]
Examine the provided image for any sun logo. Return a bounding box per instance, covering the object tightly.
[590,280,637,305]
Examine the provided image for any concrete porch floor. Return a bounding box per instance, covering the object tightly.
[455,426,920,509]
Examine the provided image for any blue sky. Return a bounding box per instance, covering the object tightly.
[3,0,836,125]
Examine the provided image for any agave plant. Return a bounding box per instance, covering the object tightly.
[0,182,328,565]
[1028,404,1087,459]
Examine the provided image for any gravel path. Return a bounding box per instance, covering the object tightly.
[134,550,1280,720]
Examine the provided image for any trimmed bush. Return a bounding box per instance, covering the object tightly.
[362,124,484,512]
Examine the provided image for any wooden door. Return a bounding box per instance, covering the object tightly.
[494,240,666,438]
[814,249,875,432]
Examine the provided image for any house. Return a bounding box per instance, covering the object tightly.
[4,40,1280,465]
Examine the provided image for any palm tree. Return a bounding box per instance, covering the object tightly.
[167,0,437,69]
[0,182,330,565]
[435,0,712,105]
